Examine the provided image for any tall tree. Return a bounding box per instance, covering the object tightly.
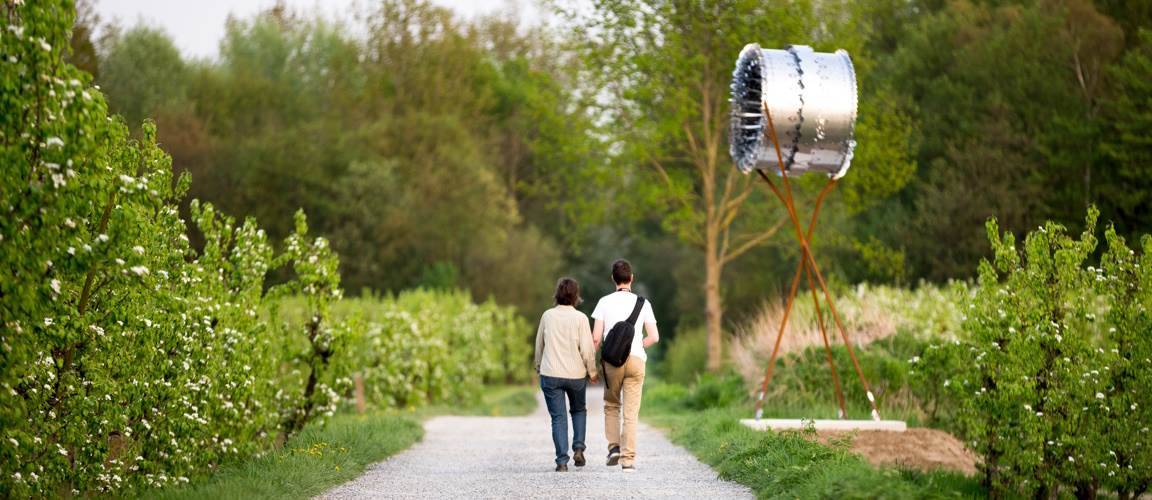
[1098,29,1152,235]
[882,0,1124,279]
[92,1,587,312]
[66,0,100,78]
[559,0,917,370]
[97,25,188,130]
[560,0,805,371]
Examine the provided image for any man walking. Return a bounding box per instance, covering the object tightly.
[591,259,659,472]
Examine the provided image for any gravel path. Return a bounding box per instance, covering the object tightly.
[319,385,753,499]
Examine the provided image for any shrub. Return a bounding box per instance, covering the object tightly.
[645,371,746,412]
[304,289,532,410]
[0,2,301,491]
[681,371,747,410]
[658,326,709,385]
[916,208,1152,498]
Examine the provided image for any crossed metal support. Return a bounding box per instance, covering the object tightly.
[751,100,882,422]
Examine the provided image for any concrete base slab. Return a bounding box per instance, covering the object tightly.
[740,418,907,432]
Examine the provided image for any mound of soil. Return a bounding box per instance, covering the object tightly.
[817,428,978,476]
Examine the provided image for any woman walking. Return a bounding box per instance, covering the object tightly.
[534,277,599,471]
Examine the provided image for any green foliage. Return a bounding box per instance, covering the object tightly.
[1099,29,1152,236]
[269,211,349,437]
[97,25,188,131]
[0,3,275,494]
[882,0,1127,280]
[850,236,908,284]
[301,289,533,409]
[679,372,748,411]
[658,327,709,385]
[417,262,459,290]
[916,208,1152,498]
[1096,226,1152,496]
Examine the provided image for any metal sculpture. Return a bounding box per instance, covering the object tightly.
[730,44,858,177]
[730,43,881,422]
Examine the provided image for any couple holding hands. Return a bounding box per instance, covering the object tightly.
[533,259,660,472]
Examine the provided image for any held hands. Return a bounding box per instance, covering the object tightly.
[589,374,599,385]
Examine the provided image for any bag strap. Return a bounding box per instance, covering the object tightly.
[625,297,645,325]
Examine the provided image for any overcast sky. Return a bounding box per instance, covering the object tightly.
[94,0,543,59]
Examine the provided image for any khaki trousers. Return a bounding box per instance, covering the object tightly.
[604,355,646,466]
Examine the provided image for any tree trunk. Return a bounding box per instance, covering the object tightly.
[704,242,723,372]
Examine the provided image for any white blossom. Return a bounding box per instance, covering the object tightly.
[130,266,150,276]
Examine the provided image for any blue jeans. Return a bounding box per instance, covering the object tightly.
[540,375,587,465]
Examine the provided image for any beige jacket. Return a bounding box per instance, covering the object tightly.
[533,305,598,379]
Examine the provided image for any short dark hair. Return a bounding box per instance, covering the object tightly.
[611,259,633,285]
[554,277,581,306]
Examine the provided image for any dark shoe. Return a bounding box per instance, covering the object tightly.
[573,449,586,467]
[555,464,568,472]
[606,446,621,466]
[622,465,636,473]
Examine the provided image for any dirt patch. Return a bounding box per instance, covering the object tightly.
[817,428,978,476]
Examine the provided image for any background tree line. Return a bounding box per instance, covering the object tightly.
[72,0,1152,368]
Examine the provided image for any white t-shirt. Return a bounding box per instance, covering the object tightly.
[591,290,657,362]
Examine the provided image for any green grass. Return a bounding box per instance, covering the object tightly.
[642,381,984,499]
[129,385,536,499]
[134,413,422,500]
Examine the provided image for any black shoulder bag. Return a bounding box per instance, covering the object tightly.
[601,296,645,367]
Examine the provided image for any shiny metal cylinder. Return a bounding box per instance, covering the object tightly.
[729,44,858,178]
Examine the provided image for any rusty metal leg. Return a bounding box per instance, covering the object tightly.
[756,100,884,421]
[751,180,838,420]
[804,261,848,419]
